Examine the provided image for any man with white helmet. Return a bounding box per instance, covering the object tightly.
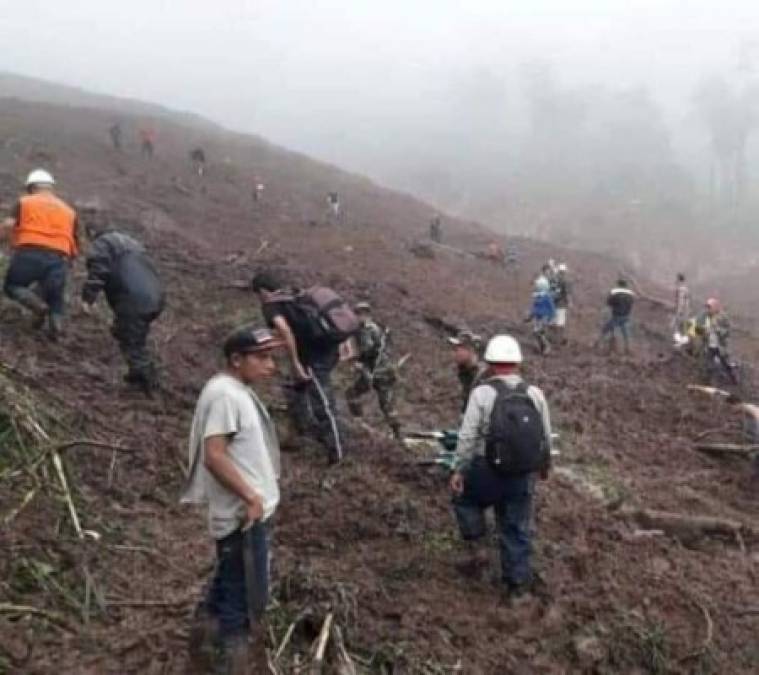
[450,335,552,599]
[4,169,79,340]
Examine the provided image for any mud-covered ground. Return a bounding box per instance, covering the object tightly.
[1,97,758,674]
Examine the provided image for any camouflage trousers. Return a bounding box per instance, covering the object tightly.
[346,368,400,436]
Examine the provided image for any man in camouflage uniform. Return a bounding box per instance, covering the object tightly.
[346,302,401,439]
[447,331,486,413]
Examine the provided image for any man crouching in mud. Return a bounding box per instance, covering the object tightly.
[183,326,283,674]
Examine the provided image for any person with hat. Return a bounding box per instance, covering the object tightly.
[526,276,556,354]
[447,330,486,413]
[695,297,737,384]
[449,335,552,599]
[182,325,284,674]
[345,302,402,439]
[3,169,80,340]
[80,212,165,394]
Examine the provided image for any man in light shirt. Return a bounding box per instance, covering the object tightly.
[450,334,552,600]
[183,325,283,673]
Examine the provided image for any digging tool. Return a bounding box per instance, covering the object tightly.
[687,384,733,400]
[241,522,268,627]
[309,368,343,462]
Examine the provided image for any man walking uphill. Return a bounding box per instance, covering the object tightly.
[346,302,402,439]
[4,169,80,340]
[596,278,635,354]
[251,270,355,464]
[183,326,283,674]
[450,335,552,600]
[81,217,165,394]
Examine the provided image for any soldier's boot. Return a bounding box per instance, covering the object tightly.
[455,541,490,580]
[390,420,402,441]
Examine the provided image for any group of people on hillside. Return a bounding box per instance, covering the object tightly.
[2,170,165,393]
[3,166,748,674]
[183,276,554,671]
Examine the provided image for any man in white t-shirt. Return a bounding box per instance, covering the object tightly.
[183,325,283,674]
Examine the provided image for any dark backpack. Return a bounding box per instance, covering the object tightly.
[292,286,359,345]
[485,380,548,476]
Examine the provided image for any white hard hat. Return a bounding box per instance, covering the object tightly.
[26,169,55,187]
[558,263,567,272]
[484,335,523,364]
[534,276,550,292]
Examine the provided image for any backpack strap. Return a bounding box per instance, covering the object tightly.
[487,379,535,407]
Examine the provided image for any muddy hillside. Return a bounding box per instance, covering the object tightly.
[1,94,758,674]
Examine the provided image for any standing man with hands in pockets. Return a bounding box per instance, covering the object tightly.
[183,325,283,675]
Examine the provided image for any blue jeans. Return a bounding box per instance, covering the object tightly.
[203,522,270,641]
[600,315,630,345]
[453,457,535,587]
[4,247,68,317]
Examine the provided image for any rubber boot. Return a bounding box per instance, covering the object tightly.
[222,635,250,675]
[11,288,49,326]
[390,421,402,441]
[187,606,220,674]
[455,541,490,580]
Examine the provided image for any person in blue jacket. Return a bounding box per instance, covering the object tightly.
[525,276,556,355]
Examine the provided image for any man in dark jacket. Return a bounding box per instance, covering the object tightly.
[81,219,165,393]
[596,278,635,354]
[251,270,346,463]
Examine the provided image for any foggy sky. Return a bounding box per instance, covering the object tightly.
[1,0,756,182]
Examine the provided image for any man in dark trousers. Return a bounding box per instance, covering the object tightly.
[4,169,80,340]
[251,270,346,463]
[596,278,635,354]
[81,215,165,394]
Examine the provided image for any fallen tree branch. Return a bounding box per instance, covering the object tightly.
[693,443,759,460]
[0,603,77,632]
[311,612,333,673]
[619,507,756,544]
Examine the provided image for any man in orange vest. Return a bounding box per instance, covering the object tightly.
[4,169,80,340]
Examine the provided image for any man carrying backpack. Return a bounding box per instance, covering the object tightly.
[251,270,356,464]
[449,335,552,600]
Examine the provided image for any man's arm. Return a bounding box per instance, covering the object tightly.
[81,237,112,305]
[204,434,264,526]
[72,216,81,257]
[271,314,309,380]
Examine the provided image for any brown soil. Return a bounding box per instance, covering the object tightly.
[0,94,758,674]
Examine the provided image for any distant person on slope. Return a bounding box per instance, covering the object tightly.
[695,298,737,385]
[551,263,572,344]
[596,278,635,354]
[4,169,80,340]
[449,335,552,600]
[252,177,265,203]
[139,127,156,159]
[429,215,442,243]
[448,331,486,414]
[326,192,341,223]
[81,214,165,394]
[525,276,556,355]
[251,270,357,464]
[672,273,691,335]
[109,122,123,151]
[190,147,206,176]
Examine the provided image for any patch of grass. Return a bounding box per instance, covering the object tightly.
[608,610,671,674]
[420,529,457,555]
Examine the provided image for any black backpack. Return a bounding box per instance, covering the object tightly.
[291,286,359,346]
[485,380,548,476]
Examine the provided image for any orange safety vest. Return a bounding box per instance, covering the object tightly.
[13,192,78,257]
